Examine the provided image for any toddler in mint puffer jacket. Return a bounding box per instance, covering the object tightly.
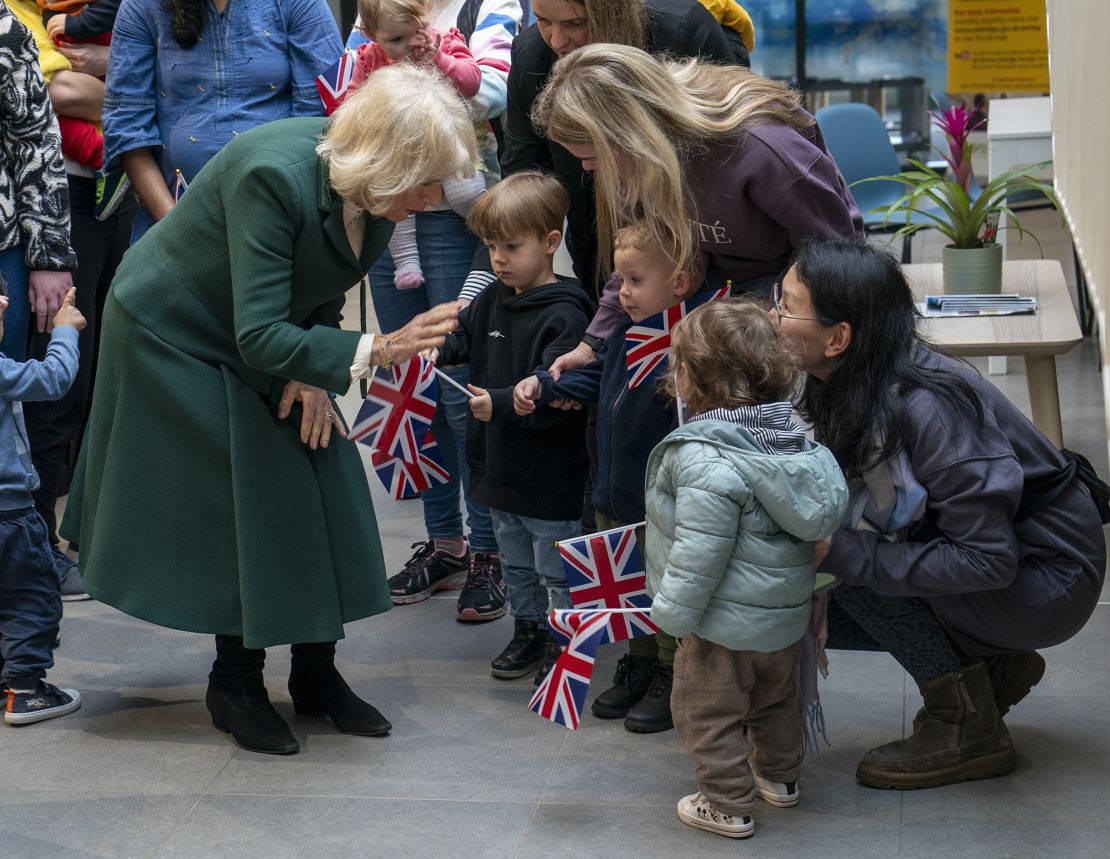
[644,299,847,841]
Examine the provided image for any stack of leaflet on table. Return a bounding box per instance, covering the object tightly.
[920,294,1038,317]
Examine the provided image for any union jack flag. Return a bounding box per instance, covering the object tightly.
[559,525,660,642]
[316,49,357,115]
[350,357,438,462]
[624,286,730,388]
[370,431,450,499]
[172,169,188,203]
[528,610,611,730]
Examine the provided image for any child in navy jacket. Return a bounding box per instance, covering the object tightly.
[513,221,707,734]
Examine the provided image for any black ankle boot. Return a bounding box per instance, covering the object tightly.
[623,661,674,733]
[490,619,547,679]
[207,635,299,755]
[534,639,564,688]
[288,644,391,737]
[591,654,655,719]
[206,680,299,755]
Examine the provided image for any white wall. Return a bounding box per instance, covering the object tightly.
[1045,0,1110,460]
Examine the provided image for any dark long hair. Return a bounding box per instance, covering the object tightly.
[794,240,984,474]
[164,0,206,48]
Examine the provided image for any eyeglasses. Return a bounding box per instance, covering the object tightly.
[771,281,836,326]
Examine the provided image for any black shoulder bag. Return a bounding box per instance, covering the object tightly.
[1016,448,1110,525]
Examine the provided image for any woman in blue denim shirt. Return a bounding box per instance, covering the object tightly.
[104,0,342,244]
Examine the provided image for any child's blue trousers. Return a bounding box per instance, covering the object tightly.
[0,507,61,688]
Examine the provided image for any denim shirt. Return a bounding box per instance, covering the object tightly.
[104,0,341,231]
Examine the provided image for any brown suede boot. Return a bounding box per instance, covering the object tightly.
[911,650,1045,732]
[857,660,1015,789]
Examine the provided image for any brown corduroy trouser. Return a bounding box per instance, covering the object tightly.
[672,633,803,815]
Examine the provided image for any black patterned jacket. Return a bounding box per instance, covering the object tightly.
[0,5,76,272]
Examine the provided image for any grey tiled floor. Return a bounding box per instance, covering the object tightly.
[2,211,1107,857]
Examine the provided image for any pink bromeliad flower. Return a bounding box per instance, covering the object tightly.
[929,102,985,193]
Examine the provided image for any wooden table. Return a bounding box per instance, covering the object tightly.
[904,259,1081,447]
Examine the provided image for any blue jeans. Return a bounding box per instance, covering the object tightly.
[368,210,496,552]
[491,510,578,622]
[0,507,61,687]
[0,246,30,361]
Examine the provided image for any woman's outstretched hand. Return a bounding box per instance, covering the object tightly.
[278,381,345,450]
[384,302,460,366]
[547,340,596,381]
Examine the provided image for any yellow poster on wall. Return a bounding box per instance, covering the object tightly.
[948,0,1050,92]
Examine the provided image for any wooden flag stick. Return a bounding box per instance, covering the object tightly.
[433,365,477,399]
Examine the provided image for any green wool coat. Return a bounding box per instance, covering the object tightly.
[61,117,396,649]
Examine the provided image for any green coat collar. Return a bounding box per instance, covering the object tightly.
[317,158,380,272]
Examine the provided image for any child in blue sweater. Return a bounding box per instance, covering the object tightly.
[513,220,705,734]
[0,275,85,725]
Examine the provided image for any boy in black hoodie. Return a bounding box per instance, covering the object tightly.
[513,222,707,734]
[433,171,595,685]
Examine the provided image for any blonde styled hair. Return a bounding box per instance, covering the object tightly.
[466,171,570,241]
[357,0,428,34]
[666,299,798,414]
[317,64,477,216]
[533,44,811,284]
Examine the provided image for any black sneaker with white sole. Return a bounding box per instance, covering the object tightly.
[4,682,82,725]
[455,552,507,622]
[388,541,468,605]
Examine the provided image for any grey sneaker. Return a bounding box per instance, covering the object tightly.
[54,549,90,602]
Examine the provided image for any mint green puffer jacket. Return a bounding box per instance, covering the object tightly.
[645,420,848,652]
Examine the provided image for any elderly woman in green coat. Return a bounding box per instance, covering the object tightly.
[61,64,475,756]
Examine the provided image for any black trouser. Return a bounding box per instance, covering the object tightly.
[826,584,965,684]
[24,178,135,545]
[209,635,337,688]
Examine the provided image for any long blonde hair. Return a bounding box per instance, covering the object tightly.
[316,64,477,216]
[533,44,811,282]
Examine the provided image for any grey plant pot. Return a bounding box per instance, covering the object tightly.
[942,244,1004,294]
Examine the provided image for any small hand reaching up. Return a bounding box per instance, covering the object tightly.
[52,287,86,332]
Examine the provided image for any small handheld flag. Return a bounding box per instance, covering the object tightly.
[529,608,657,730]
[172,169,188,203]
[350,356,438,462]
[558,524,659,643]
[370,431,450,499]
[316,49,357,115]
[624,286,729,388]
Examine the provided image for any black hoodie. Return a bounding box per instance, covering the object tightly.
[438,278,595,520]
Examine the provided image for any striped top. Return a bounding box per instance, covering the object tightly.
[688,401,806,455]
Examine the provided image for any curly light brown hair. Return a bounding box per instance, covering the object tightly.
[666,299,799,415]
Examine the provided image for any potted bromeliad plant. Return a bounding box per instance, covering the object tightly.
[861,100,1059,294]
